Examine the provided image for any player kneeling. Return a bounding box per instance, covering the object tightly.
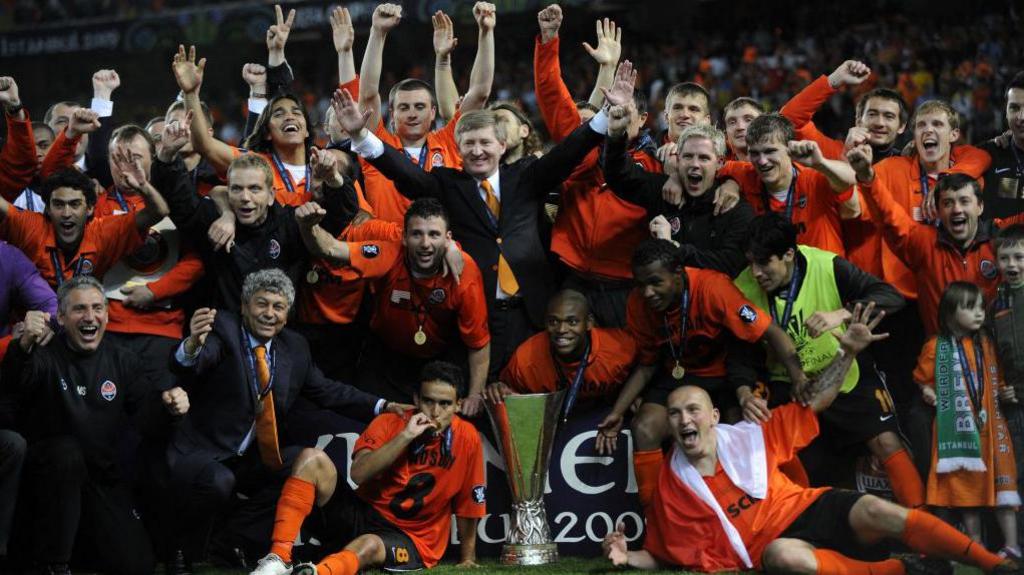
[251,361,486,575]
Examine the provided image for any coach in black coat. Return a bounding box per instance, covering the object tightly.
[166,268,391,562]
[334,78,630,388]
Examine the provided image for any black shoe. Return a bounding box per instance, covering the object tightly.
[898,555,954,575]
[36,563,71,575]
[167,549,193,575]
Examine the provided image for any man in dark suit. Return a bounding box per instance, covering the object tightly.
[167,268,402,569]
[333,61,638,398]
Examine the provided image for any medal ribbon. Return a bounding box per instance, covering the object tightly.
[761,167,799,220]
[269,150,311,195]
[50,250,87,288]
[955,336,985,421]
[663,280,691,371]
[554,335,591,422]
[769,258,802,330]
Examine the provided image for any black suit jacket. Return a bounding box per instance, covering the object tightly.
[168,311,380,462]
[366,121,604,325]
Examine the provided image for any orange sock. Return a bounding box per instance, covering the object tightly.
[269,477,316,563]
[813,549,905,574]
[901,509,1003,571]
[634,449,663,509]
[882,449,925,508]
[317,549,359,575]
[780,457,810,487]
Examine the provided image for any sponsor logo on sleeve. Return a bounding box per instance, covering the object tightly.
[738,304,759,324]
[472,484,487,504]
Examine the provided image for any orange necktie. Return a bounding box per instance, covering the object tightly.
[481,180,520,295]
[254,345,284,470]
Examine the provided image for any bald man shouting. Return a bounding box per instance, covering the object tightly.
[604,303,1021,575]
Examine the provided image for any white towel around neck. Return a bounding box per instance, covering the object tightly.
[669,421,769,569]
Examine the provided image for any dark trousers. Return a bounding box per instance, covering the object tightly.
[487,302,539,380]
[295,322,366,384]
[0,429,25,556]
[168,444,300,564]
[1006,403,1024,542]
[356,335,468,404]
[561,270,632,329]
[105,332,178,392]
[26,436,154,574]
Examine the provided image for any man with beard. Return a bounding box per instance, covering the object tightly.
[982,71,1024,219]
[297,197,490,409]
[604,122,754,278]
[1,275,184,575]
[0,165,167,291]
[484,289,636,412]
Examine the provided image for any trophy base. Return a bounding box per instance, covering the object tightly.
[500,543,558,566]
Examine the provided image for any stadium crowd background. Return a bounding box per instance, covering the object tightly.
[1,0,1020,146]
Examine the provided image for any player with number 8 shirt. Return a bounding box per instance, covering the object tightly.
[249,361,485,575]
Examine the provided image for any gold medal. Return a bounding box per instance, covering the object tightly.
[306,269,319,284]
[672,362,685,381]
[414,327,427,346]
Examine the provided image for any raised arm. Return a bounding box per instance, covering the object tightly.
[172,45,235,175]
[334,88,442,200]
[789,139,860,218]
[110,143,169,230]
[805,302,888,413]
[603,108,666,212]
[152,118,209,234]
[846,145,918,264]
[584,18,622,109]
[533,4,580,142]
[359,3,403,133]
[526,62,637,194]
[85,69,120,188]
[0,77,36,200]
[330,6,357,86]
[460,2,495,113]
[432,11,459,121]
[40,108,101,179]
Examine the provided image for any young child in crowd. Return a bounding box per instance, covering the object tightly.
[915,281,1021,558]
[992,224,1024,552]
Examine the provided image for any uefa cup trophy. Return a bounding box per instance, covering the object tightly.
[485,390,566,565]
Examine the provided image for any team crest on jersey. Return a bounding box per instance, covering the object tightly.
[268,239,281,260]
[668,216,681,234]
[79,258,94,274]
[362,244,380,258]
[100,380,117,401]
[428,288,447,305]
[980,259,997,280]
[472,484,487,504]
[431,151,444,168]
[797,195,807,209]
[738,304,759,324]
